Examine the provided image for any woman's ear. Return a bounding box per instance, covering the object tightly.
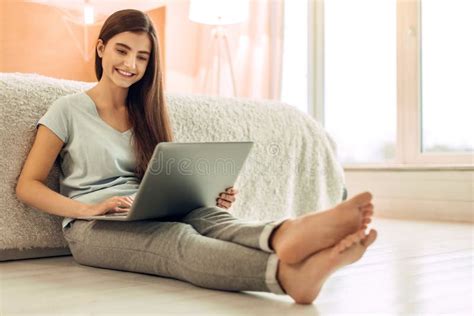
[96,39,105,58]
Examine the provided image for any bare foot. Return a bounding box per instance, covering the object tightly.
[278,228,378,305]
[271,192,374,264]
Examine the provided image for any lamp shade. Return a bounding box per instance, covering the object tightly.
[189,0,249,25]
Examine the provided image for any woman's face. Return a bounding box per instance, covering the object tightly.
[97,31,152,88]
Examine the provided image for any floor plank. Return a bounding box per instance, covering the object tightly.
[1,218,473,315]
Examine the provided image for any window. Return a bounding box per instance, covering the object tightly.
[397,0,473,165]
[324,0,396,164]
[281,0,474,166]
[420,0,474,154]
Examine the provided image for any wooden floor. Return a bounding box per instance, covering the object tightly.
[1,218,473,316]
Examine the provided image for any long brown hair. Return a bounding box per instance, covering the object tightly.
[94,9,173,181]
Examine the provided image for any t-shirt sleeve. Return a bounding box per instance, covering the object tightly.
[35,98,70,143]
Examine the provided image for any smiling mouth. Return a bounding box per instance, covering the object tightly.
[115,68,136,78]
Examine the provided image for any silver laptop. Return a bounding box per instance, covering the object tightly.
[77,141,254,221]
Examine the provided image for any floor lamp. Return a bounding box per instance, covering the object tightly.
[189,0,249,96]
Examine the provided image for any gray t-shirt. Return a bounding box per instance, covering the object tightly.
[36,91,140,229]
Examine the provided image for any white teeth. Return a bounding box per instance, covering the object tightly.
[117,69,133,77]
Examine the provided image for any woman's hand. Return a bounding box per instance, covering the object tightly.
[81,195,134,217]
[216,187,238,210]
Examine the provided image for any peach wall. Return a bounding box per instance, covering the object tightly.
[164,0,201,93]
[0,1,166,83]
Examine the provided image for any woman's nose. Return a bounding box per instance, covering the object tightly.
[124,55,136,69]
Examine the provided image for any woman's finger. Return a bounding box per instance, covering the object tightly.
[216,199,227,208]
[116,198,130,207]
[114,206,130,213]
[108,200,120,210]
[117,199,132,208]
[220,199,231,208]
[226,187,238,194]
[219,193,235,203]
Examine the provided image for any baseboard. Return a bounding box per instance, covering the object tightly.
[344,169,474,223]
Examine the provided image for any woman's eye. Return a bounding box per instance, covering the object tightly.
[117,49,146,61]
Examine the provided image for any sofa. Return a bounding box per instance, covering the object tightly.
[0,72,346,261]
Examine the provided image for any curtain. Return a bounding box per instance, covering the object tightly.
[165,0,284,100]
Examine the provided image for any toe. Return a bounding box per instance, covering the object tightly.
[342,238,352,249]
[331,240,346,255]
[345,232,361,247]
[362,229,378,247]
[336,243,345,253]
[352,192,373,206]
[331,244,344,257]
[353,230,365,242]
[344,192,372,209]
[349,235,360,244]
[362,209,374,217]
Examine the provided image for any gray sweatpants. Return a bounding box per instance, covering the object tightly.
[62,206,288,295]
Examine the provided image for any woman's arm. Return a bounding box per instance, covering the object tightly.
[15,125,89,218]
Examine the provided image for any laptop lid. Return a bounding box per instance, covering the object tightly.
[128,141,253,220]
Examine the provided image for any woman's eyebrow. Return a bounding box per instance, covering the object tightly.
[115,43,150,55]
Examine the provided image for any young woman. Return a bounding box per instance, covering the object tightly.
[15,9,377,304]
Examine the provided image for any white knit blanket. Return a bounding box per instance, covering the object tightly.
[0,72,345,251]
